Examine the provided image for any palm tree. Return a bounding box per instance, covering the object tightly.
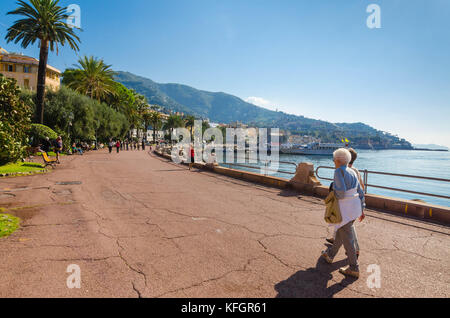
[149,111,162,143]
[163,115,184,144]
[62,56,117,101]
[142,110,153,142]
[5,0,81,124]
[150,104,161,112]
[184,115,196,141]
[202,120,211,135]
[132,92,148,140]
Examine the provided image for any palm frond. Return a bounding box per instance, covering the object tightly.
[6,0,80,51]
[62,56,118,102]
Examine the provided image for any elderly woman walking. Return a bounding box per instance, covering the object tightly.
[321,148,365,278]
[326,148,365,257]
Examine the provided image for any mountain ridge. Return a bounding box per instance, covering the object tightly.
[115,71,412,149]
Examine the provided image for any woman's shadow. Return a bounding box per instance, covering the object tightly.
[274,256,358,298]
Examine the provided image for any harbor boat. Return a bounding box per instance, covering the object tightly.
[280,142,345,155]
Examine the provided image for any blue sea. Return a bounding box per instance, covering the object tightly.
[221,150,450,208]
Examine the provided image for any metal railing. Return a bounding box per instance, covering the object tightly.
[315,166,450,200]
[221,157,298,177]
[155,147,298,177]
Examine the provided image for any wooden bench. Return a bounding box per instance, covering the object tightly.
[42,152,58,168]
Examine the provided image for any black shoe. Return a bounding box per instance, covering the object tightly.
[326,238,335,244]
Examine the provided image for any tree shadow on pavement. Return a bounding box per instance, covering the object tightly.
[274,257,358,298]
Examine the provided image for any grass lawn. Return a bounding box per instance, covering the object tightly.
[0,162,45,174]
[0,214,20,238]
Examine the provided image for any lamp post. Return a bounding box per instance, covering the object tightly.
[67,112,74,148]
[95,119,100,150]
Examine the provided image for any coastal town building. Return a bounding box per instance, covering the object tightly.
[158,112,170,121]
[229,121,248,129]
[146,129,165,141]
[129,111,170,142]
[288,134,319,145]
[130,127,165,141]
[0,46,61,91]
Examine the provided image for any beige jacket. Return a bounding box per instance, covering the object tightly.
[324,191,342,224]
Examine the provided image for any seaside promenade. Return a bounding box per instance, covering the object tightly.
[0,150,448,298]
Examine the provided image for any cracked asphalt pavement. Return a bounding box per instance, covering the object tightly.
[0,150,449,298]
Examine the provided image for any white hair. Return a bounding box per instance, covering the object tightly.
[333,148,352,165]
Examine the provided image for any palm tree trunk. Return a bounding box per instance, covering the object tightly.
[143,121,147,142]
[36,40,49,124]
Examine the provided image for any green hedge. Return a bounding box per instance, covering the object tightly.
[29,124,58,146]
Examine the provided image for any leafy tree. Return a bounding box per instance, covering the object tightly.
[106,82,135,114]
[104,82,138,138]
[5,0,80,124]
[0,76,32,165]
[23,86,129,146]
[93,102,128,142]
[44,86,92,142]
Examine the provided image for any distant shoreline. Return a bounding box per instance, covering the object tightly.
[355,147,450,152]
[351,148,449,152]
[412,148,449,152]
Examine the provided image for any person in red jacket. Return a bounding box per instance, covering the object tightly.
[189,145,195,171]
[116,140,121,153]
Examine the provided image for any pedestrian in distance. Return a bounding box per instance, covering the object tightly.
[142,140,146,151]
[189,144,195,171]
[348,148,365,192]
[116,140,121,153]
[321,148,365,279]
[76,142,84,155]
[108,139,114,154]
[72,143,83,155]
[55,136,63,164]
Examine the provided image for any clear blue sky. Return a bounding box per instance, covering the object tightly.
[1,0,449,147]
